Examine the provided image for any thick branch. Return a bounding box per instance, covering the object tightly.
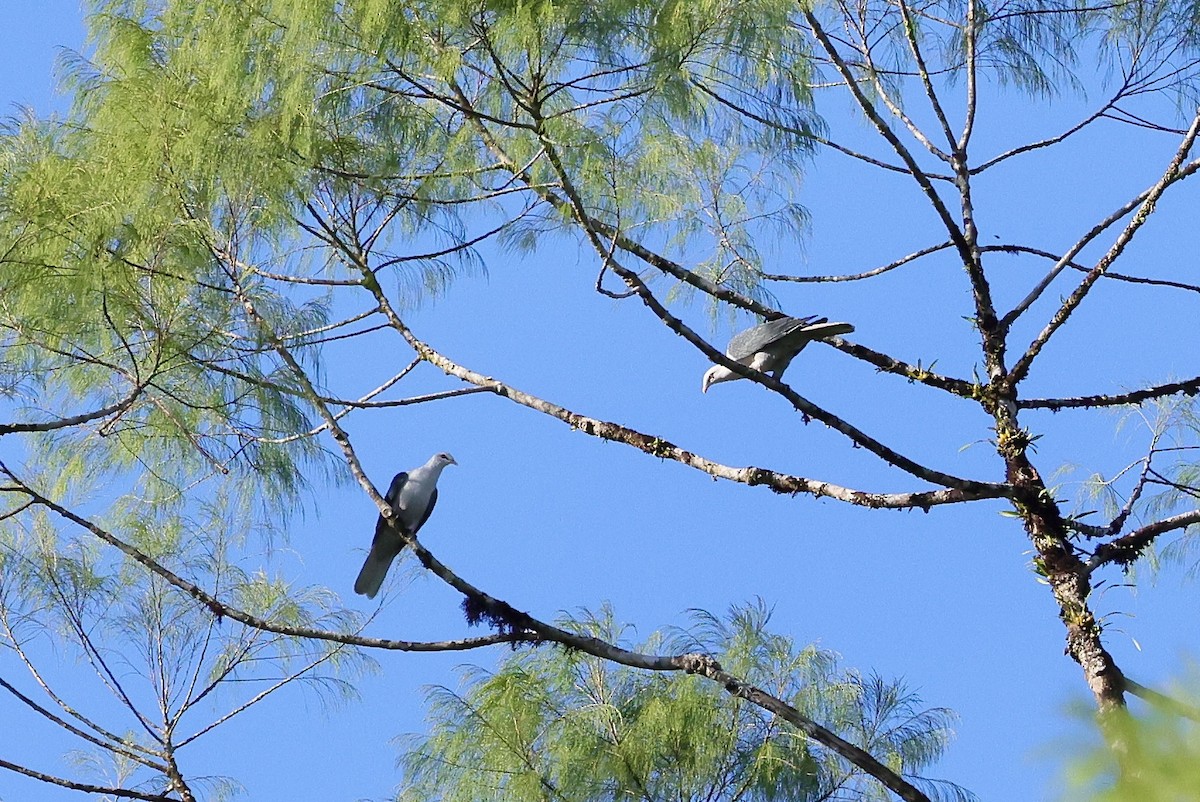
[393,532,934,802]
[381,83,1003,498]
[525,101,990,490]
[674,656,933,802]
[0,466,516,653]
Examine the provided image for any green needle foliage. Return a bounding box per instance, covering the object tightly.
[400,602,968,802]
[1062,685,1200,802]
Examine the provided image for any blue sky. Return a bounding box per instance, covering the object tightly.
[2,3,1199,801]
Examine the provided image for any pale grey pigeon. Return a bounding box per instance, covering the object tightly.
[354,452,457,598]
[701,315,854,393]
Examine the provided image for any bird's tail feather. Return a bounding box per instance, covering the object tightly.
[354,547,397,599]
[803,322,854,340]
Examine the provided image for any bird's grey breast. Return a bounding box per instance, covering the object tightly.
[395,472,437,525]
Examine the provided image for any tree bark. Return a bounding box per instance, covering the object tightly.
[993,396,1126,710]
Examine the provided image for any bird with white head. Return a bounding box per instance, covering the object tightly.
[354,452,457,599]
[701,315,854,393]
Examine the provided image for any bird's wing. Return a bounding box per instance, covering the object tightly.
[774,320,854,353]
[371,471,410,543]
[412,487,438,535]
[763,320,854,377]
[727,316,824,360]
[384,471,409,505]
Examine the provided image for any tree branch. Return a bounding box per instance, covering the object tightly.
[982,243,1200,296]
[690,80,953,181]
[972,99,1120,174]
[896,0,958,153]
[762,241,955,283]
[1125,676,1200,722]
[1000,156,1200,332]
[323,74,995,499]
[5,463,931,802]
[678,655,933,802]
[1008,111,1200,383]
[0,675,167,772]
[0,464,518,654]
[830,340,979,398]
[802,11,973,269]
[0,381,145,435]
[1019,377,1200,410]
[362,282,1007,507]
[1086,510,1200,573]
[0,757,175,802]
[533,123,995,491]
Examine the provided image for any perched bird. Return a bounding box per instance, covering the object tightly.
[354,452,457,599]
[701,315,854,393]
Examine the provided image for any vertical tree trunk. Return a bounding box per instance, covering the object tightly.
[993,398,1126,711]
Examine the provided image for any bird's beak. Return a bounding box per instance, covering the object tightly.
[448,456,458,466]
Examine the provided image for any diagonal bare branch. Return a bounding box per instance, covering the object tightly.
[1008,111,1200,383]
[0,757,174,802]
[361,287,1006,507]
[1000,156,1200,333]
[800,10,1003,347]
[525,103,995,492]
[896,0,958,153]
[1086,510,1200,573]
[0,675,168,772]
[0,380,146,435]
